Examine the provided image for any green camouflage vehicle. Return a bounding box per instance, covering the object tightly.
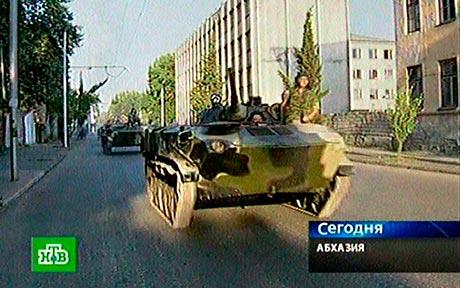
[100,123,145,155]
[143,71,353,229]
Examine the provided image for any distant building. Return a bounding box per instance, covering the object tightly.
[175,0,351,124]
[349,34,397,111]
[394,0,459,152]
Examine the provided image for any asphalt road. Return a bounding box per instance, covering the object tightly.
[1,136,459,287]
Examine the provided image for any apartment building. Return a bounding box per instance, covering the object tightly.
[175,0,350,124]
[349,34,397,111]
[394,0,459,152]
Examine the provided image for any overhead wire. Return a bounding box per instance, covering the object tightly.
[125,0,149,64]
[113,0,131,65]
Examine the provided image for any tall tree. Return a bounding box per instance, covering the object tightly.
[108,91,145,121]
[145,53,175,124]
[0,0,82,116]
[190,41,223,116]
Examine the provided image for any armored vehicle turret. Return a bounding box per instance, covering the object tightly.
[143,69,353,228]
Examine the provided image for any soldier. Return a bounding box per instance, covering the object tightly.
[280,74,320,124]
[128,108,140,127]
[249,112,266,126]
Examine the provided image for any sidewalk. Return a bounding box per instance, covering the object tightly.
[348,147,459,175]
[0,141,69,207]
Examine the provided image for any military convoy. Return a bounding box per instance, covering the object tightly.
[142,69,353,228]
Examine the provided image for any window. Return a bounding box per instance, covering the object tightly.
[352,48,361,59]
[370,89,379,100]
[383,89,394,99]
[407,65,423,98]
[439,0,456,24]
[354,88,363,100]
[245,31,251,52]
[353,69,362,79]
[369,69,378,80]
[440,58,458,108]
[369,49,377,59]
[407,0,421,33]
[384,49,393,60]
[384,69,394,79]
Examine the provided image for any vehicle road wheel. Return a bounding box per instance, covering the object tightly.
[105,141,112,155]
[288,176,351,218]
[145,162,196,229]
[317,176,351,218]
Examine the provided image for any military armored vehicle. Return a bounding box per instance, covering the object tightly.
[143,69,353,228]
[100,123,145,155]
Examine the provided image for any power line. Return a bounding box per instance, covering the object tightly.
[125,0,149,62]
[113,0,131,65]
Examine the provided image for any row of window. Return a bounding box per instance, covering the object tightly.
[408,58,458,108]
[354,88,395,100]
[406,0,457,33]
[352,48,393,60]
[353,69,394,80]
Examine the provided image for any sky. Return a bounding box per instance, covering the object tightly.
[69,0,395,111]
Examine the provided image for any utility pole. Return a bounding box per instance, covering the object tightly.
[160,86,165,127]
[0,42,6,101]
[9,0,18,181]
[63,29,68,148]
[284,0,291,77]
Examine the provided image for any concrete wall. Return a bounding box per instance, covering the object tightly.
[325,111,394,149]
[394,0,460,113]
[317,0,351,114]
[394,0,459,155]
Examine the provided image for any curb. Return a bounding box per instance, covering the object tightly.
[349,150,459,166]
[0,153,68,209]
[348,153,460,175]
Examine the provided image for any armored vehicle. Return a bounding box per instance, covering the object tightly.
[100,123,145,155]
[143,69,353,228]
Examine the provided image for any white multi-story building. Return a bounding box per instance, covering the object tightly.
[349,34,397,111]
[175,0,351,124]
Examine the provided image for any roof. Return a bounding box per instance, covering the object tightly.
[350,34,395,43]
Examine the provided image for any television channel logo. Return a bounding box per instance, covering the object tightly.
[31,237,77,272]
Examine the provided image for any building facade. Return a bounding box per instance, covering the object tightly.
[394,0,459,153]
[349,34,397,111]
[175,0,350,124]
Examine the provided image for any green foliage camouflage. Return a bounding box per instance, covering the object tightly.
[279,8,328,123]
[388,87,423,153]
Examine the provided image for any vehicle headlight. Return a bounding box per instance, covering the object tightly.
[210,140,226,153]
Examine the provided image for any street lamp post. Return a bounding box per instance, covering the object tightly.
[9,0,19,181]
[63,29,68,148]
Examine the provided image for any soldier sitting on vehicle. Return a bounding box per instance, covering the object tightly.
[128,108,141,127]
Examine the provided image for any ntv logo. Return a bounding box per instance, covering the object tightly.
[32,237,77,272]
[38,244,69,265]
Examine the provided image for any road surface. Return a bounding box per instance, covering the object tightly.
[1,135,458,287]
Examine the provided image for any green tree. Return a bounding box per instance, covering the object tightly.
[388,87,423,154]
[279,8,328,123]
[0,0,81,143]
[108,91,145,121]
[144,53,175,124]
[190,41,223,116]
[1,0,82,117]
